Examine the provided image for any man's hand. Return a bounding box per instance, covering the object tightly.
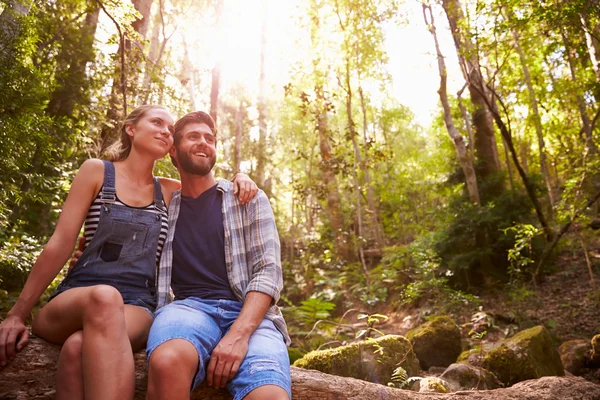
[68,236,86,272]
[206,331,249,389]
[232,173,258,205]
[0,315,29,368]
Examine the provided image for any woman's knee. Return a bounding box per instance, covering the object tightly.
[86,285,124,313]
[60,331,83,366]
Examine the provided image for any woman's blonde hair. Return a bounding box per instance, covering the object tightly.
[104,104,169,161]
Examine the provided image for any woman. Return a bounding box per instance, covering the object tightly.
[0,105,256,400]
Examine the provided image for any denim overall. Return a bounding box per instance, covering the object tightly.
[52,160,162,311]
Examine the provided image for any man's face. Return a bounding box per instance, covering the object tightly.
[171,122,217,176]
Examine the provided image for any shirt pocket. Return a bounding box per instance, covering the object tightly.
[100,221,149,262]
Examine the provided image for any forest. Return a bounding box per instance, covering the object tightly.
[1,0,600,396]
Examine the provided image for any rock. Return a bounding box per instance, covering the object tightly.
[440,363,502,391]
[415,377,451,393]
[558,339,592,375]
[481,325,564,386]
[427,366,447,374]
[406,316,462,370]
[294,334,420,384]
[590,334,600,367]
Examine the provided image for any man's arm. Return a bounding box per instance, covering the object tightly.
[206,291,272,389]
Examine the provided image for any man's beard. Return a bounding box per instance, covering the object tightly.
[176,147,216,176]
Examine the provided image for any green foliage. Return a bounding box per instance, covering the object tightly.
[387,366,408,388]
[382,241,479,313]
[297,297,337,327]
[503,224,543,282]
[0,235,42,291]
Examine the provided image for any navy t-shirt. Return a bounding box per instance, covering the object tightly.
[171,184,237,301]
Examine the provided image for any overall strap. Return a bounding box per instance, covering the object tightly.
[100,160,117,204]
[152,177,164,211]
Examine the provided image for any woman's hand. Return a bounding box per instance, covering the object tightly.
[232,173,258,204]
[0,315,29,367]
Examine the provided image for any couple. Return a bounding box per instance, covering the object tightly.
[0,105,291,400]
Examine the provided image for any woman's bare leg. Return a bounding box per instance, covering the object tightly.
[56,330,84,400]
[32,285,151,400]
[54,305,153,400]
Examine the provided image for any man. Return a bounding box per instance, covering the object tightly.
[146,111,291,400]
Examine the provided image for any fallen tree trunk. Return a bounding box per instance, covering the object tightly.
[1,337,600,399]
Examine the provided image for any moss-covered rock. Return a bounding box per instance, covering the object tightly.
[293,335,419,384]
[558,339,591,375]
[590,334,600,367]
[406,316,462,370]
[481,325,564,386]
[439,363,502,391]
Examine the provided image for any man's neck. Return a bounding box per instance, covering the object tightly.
[179,172,218,198]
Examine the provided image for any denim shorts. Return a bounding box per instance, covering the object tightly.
[50,284,156,317]
[146,298,291,400]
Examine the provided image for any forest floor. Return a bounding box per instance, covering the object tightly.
[376,232,600,383]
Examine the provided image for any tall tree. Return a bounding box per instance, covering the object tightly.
[423,2,480,206]
[442,0,502,196]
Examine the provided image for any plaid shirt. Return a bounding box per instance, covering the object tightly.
[156,179,290,345]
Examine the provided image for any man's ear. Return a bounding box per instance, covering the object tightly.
[169,146,178,168]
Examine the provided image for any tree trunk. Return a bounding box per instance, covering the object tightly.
[423,3,480,206]
[4,337,600,400]
[441,0,502,191]
[46,6,100,118]
[561,28,597,157]
[255,0,268,186]
[0,0,34,61]
[511,25,555,207]
[140,8,162,104]
[358,85,385,250]
[344,58,370,281]
[210,0,224,124]
[180,38,197,110]
[234,102,243,173]
[310,0,348,259]
[581,13,600,82]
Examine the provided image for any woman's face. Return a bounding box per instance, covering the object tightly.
[127,108,175,159]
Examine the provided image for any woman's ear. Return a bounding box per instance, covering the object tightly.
[125,124,135,137]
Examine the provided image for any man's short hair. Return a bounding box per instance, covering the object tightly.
[173,111,217,146]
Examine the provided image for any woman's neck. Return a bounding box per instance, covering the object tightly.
[117,151,155,186]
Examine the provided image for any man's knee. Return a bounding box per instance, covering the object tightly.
[243,385,289,400]
[148,339,198,380]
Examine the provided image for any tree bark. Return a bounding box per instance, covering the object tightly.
[423,3,480,206]
[3,337,600,400]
